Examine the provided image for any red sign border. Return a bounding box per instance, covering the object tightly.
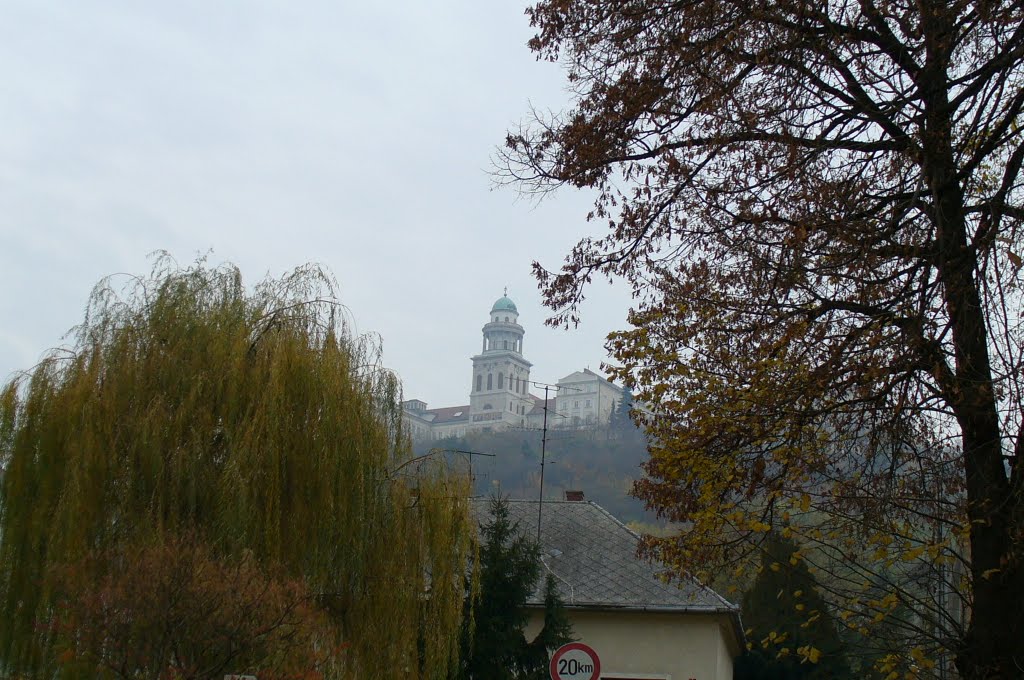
[549,641,601,680]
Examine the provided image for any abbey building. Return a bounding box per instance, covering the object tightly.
[402,293,626,441]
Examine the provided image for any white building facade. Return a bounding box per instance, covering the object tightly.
[402,294,626,441]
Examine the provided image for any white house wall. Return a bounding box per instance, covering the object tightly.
[524,609,736,680]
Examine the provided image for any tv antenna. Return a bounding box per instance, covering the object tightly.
[530,380,581,541]
[390,447,494,501]
[445,448,496,495]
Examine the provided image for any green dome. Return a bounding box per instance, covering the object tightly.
[490,295,518,314]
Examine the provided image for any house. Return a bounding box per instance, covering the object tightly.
[473,497,743,680]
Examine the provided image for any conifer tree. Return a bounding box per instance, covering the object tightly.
[455,497,573,680]
[522,574,575,679]
[736,534,850,680]
[0,256,474,680]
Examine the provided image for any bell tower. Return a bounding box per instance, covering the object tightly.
[468,290,533,430]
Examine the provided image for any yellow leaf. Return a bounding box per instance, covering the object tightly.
[901,546,925,562]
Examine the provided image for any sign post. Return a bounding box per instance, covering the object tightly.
[549,642,601,680]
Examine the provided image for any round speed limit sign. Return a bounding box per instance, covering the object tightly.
[549,642,601,680]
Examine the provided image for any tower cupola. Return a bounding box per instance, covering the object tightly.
[482,288,524,354]
[468,289,533,428]
[491,295,518,315]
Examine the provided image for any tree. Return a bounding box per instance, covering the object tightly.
[500,1,1024,677]
[455,497,574,680]
[521,575,576,679]
[0,256,474,680]
[47,532,338,680]
[735,534,850,680]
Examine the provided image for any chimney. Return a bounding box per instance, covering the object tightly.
[564,490,585,502]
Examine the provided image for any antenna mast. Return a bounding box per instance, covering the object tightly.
[537,384,550,542]
[531,380,580,541]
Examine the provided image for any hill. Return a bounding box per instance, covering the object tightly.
[412,423,656,526]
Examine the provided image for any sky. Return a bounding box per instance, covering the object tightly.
[0,0,635,407]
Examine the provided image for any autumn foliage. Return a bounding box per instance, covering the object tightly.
[501,0,1024,677]
[0,257,474,679]
[48,533,339,680]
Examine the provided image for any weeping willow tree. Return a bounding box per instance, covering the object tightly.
[0,255,474,680]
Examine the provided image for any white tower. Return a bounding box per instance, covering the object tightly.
[468,291,533,431]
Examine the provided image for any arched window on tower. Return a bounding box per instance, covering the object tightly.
[515,376,520,393]
[498,372,504,389]
[476,375,482,392]
[487,374,493,390]
[503,340,508,349]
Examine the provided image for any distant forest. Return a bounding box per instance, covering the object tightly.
[411,411,658,527]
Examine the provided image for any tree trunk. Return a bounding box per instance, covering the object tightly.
[921,12,1023,674]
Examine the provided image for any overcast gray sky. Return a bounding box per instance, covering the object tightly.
[0,0,633,407]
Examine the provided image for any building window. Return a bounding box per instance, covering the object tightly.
[476,375,482,392]
[574,400,580,408]
[509,401,513,411]
[586,399,591,408]
[505,316,509,322]
[487,374,493,390]
[503,340,508,349]
[498,372,504,389]
[515,376,520,393]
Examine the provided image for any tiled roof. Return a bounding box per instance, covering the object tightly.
[470,498,738,615]
[425,405,471,424]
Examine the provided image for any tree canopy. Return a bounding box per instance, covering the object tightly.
[501,1,1024,677]
[455,497,574,680]
[0,256,474,680]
